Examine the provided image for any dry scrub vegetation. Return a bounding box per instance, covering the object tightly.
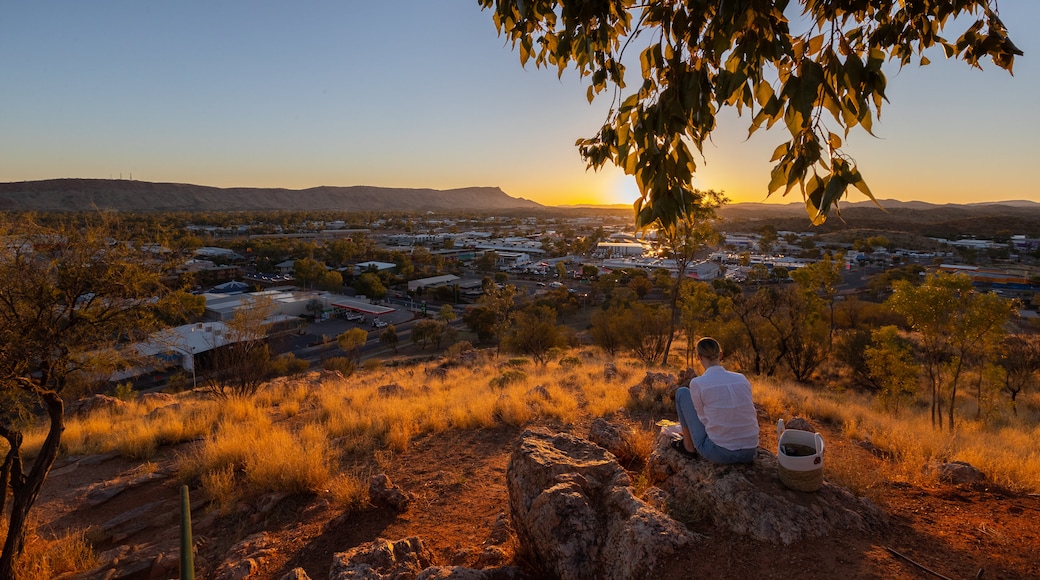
[11,346,1040,576]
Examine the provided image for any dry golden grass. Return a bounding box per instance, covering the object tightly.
[13,343,1040,574]
[0,519,98,580]
[327,470,370,513]
[18,349,1035,500]
[752,376,1040,494]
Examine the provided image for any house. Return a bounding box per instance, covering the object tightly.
[354,261,397,275]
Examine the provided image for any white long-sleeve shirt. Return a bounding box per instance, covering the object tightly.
[688,365,760,450]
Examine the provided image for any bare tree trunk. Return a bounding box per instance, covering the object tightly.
[662,280,680,366]
[0,393,64,579]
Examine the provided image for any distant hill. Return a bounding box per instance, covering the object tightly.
[0,179,543,213]
[718,198,1040,238]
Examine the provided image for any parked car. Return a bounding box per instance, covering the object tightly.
[372,318,388,328]
[345,312,364,322]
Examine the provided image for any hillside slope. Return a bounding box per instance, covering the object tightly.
[0,179,542,212]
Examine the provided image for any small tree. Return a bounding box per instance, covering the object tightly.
[589,306,625,356]
[864,326,920,412]
[887,272,1014,431]
[655,190,725,364]
[996,334,1040,414]
[412,319,444,350]
[791,253,844,348]
[354,272,387,301]
[337,327,369,364]
[438,304,457,322]
[620,303,672,365]
[0,216,181,575]
[627,275,652,299]
[500,305,569,365]
[380,325,399,353]
[207,297,277,398]
[462,306,498,344]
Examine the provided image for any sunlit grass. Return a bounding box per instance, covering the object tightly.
[14,345,1040,524]
[751,376,1040,494]
[1,519,98,580]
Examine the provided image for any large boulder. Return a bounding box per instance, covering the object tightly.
[506,429,696,580]
[330,537,435,580]
[647,429,887,545]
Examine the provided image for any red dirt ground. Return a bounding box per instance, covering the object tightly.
[34,417,1040,579]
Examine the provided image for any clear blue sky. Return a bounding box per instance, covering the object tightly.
[1,1,1037,207]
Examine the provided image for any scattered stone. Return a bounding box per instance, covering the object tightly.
[369,474,410,511]
[377,382,406,397]
[329,537,435,580]
[507,429,697,580]
[927,461,987,486]
[525,385,551,399]
[67,394,127,417]
[138,392,176,407]
[86,483,131,507]
[627,371,688,408]
[100,499,170,543]
[214,532,275,580]
[647,428,886,545]
[319,369,344,383]
[783,416,815,432]
[255,492,289,517]
[426,366,449,380]
[587,418,637,463]
[603,362,618,380]
[414,565,528,580]
[278,568,313,580]
[486,513,511,546]
[639,486,670,512]
[474,545,509,568]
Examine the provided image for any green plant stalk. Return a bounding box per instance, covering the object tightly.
[180,485,194,580]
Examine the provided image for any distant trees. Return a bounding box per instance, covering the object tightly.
[887,272,1014,431]
[337,328,369,365]
[590,302,671,365]
[379,325,399,353]
[354,272,387,301]
[412,319,446,350]
[500,305,572,365]
[995,334,1040,414]
[655,190,724,364]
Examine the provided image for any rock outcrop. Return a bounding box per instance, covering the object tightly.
[647,428,887,545]
[506,429,697,580]
[329,537,526,580]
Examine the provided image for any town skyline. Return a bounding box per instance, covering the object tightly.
[2,2,1037,207]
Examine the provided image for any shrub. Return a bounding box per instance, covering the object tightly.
[272,353,310,378]
[328,471,370,513]
[445,341,474,358]
[112,382,136,402]
[558,356,582,367]
[490,369,527,389]
[323,356,357,376]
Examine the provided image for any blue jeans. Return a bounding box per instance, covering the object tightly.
[675,387,756,464]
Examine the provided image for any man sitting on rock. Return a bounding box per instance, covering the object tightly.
[672,337,759,464]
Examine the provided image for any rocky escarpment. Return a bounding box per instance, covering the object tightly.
[0,179,542,212]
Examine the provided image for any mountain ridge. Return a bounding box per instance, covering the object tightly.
[0,178,543,212]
